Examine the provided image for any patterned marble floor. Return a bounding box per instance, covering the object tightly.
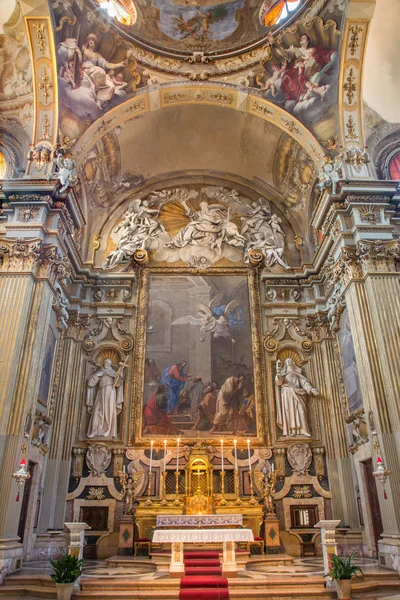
[13,555,390,580]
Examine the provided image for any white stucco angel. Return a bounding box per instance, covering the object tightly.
[316,156,342,195]
[244,233,290,270]
[275,358,319,438]
[47,154,79,193]
[86,357,127,438]
[241,199,272,236]
[102,198,165,269]
[166,200,245,252]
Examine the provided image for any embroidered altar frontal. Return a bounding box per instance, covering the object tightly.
[156,514,243,527]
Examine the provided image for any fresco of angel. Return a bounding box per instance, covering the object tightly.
[172,293,244,343]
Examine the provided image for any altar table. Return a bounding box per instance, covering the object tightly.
[156,514,243,527]
[152,528,254,578]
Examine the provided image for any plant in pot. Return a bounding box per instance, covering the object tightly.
[326,553,363,599]
[50,553,84,600]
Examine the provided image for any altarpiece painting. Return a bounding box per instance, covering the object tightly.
[133,270,266,441]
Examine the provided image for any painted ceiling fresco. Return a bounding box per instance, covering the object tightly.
[51,0,345,158]
[94,0,306,54]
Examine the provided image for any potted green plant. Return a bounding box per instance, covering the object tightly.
[50,553,84,600]
[326,553,363,599]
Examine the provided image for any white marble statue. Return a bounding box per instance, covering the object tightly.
[241,198,289,269]
[86,358,126,438]
[166,200,245,252]
[244,233,290,270]
[275,358,319,437]
[316,157,342,195]
[47,154,79,192]
[103,199,165,269]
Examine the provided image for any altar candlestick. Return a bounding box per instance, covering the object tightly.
[220,439,224,472]
[163,439,167,472]
[247,439,252,472]
[149,440,154,472]
[176,437,180,472]
[234,439,238,471]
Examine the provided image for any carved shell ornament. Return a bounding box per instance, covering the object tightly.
[277,348,303,367]
[94,347,122,368]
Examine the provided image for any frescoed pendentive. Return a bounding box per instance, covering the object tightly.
[52,0,146,141]
[252,18,340,126]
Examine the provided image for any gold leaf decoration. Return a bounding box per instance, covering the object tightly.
[87,487,105,500]
[277,348,302,367]
[293,485,312,499]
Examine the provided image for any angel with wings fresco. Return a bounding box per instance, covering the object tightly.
[171,293,244,344]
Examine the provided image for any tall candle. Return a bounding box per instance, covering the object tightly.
[247,439,252,472]
[271,461,274,471]
[176,437,180,472]
[233,439,238,471]
[220,439,224,472]
[123,464,126,474]
[163,439,167,472]
[149,440,154,473]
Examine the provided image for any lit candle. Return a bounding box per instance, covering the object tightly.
[220,439,224,472]
[176,437,180,473]
[163,439,167,472]
[149,440,154,473]
[233,439,238,471]
[247,439,252,472]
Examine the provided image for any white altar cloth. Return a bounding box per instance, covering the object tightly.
[156,514,243,527]
[152,528,254,544]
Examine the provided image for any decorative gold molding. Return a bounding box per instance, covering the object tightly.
[32,23,47,55]
[348,25,363,56]
[25,16,58,177]
[343,68,357,105]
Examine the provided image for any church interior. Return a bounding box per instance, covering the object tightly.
[0,0,400,598]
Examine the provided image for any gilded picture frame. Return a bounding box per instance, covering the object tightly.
[129,266,269,446]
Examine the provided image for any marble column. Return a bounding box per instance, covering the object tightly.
[38,329,85,532]
[0,271,54,577]
[343,246,400,568]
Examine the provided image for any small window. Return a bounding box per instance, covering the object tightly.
[290,505,319,528]
[389,151,400,181]
[0,152,7,179]
[262,0,302,27]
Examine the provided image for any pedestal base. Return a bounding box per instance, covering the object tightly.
[264,514,280,553]
[222,541,238,578]
[169,542,185,578]
[378,533,400,573]
[33,531,68,562]
[117,515,134,556]
[0,537,23,584]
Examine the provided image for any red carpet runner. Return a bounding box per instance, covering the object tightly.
[179,551,229,599]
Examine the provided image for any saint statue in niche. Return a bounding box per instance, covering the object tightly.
[86,358,126,438]
[275,358,319,437]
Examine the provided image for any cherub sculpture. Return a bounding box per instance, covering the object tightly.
[316,155,343,195]
[47,154,79,193]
